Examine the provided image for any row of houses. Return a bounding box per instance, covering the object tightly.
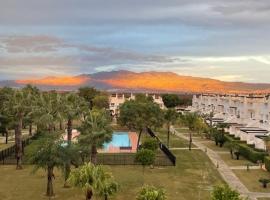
[109,93,165,116]
[191,94,270,150]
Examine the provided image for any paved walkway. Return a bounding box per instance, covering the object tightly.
[171,126,270,200]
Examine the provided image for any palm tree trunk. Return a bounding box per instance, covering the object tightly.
[189,131,192,151]
[167,123,170,148]
[29,122,32,136]
[15,116,23,169]
[64,118,72,186]
[5,127,8,144]
[59,121,63,130]
[85,188,93,200]
[67,119,72,145]
[46,166,54,197]
[91,144,97,165]
[136,129,143,151]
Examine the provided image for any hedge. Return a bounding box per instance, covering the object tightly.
[224,134,267,163]
[237,143,267,163]
[264,156,270,172]
[224,134,245,144]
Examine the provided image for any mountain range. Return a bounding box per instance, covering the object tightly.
[1,70,270,94]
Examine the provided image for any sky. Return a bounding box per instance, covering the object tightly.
[0,0,270,83]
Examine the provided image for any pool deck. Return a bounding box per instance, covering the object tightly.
[99,132,138,153]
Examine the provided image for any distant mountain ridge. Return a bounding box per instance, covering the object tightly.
[1,70,270,94]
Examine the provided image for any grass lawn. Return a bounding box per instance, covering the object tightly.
[199,140,228,152]
[233,169,270,193]
[0,142,15,150]
[154,128,196,148]
[218,153,253,167]
[0,149,224,200]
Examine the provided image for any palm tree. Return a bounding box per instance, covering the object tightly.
[22,85,40,136]
[26,134,72,197]
[68,162,118,200]
[34,92,59,132]
[78,109,113,165]
[4,89,32,169]
[163,108,178,148]
[98,180,118,200]
[0,87,14,144]
[136,185,166,200]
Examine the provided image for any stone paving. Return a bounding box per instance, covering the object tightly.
[171,126,270,200]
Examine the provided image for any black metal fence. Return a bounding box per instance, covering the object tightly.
[147,128,176,166]
[97,153,173,166]
[0,137,32,164]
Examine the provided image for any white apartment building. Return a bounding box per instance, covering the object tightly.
[109,93,165,117]
[192,94,270,150]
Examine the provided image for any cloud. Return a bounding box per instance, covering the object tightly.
[0,35,63,53]
[0,1,270,83]
[0,0,270,28]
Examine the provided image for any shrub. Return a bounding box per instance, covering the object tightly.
[135,149,156,173]
[137,185,166,200]
[264,156,270,172]
[259,178,270,188]
[211,185,243,200]
[237,144,267,163]
[141,138,159,152]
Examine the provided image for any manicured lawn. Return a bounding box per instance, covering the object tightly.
[0,150,224,200]
[199,140,228,152]
[233,169,270,193]
[0,142,14,150]
[154,128,196,148]
[218,153,253,167]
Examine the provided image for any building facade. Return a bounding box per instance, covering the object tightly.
[192,94,270,150]
[109,93,165,117]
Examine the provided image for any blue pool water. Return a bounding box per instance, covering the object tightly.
[103,132,131,150]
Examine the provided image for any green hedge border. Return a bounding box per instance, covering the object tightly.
[224,134,267,163]
[264,156,270,171]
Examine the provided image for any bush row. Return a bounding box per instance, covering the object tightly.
[264,156,270,172]
[224,134,267,163]
[237,143,267,163]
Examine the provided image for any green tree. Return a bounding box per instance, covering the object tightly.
[78,109,113,165]
[34,92,62,132]
[78,87,100,109]
[68,162,118,200]
[22,85,40,135]
[259,178,270,188]
[163,108,178,147]
[119,98,163,150]
[4,89,33,169]
[137,185,166,200]
[93,94,109,109]
[182,113,199,151]
[161,94,181,108]
[26,134,75,197]
[141,138,159,152]
[211,185,243,200]
[135,149,155,174]
[98,178,119,200]
[0,87,14,143]
[193,117,208,138]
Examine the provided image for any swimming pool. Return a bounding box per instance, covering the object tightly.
[103,132,131,151]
